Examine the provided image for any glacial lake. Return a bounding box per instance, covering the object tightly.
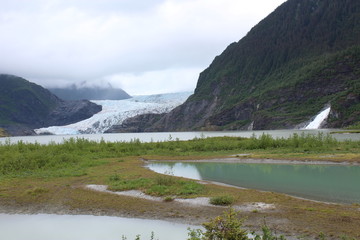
[1,129,360,145]
[147,162,360,204]
[0,213,198,240]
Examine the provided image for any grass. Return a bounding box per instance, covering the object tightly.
[0,134,360,239]
[332,130,360,134]
[1,133,359,178]
[107,174,205,197]
[346,122,360,130]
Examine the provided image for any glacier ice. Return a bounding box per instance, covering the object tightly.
[35,92,192,135]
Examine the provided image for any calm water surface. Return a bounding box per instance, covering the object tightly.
[0,213,197,240]
[1,129,359,144]
[148,162,360,204]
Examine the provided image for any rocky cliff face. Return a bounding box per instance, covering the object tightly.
[0,74,101,135]
[117,0,360,132]
[44,100,102,127]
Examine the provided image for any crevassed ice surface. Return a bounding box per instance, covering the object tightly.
[305,107,331,129]
[35,92,192,135]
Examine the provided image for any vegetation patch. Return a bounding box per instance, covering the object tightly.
[346,122,360,130]
[25,187,49,196]
[209,195,235,206]
[1,133,360,179]
[107,173,204,198]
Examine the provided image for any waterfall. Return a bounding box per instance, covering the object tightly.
[304,106,331,129]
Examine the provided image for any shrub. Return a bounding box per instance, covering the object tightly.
[155,174,176,186]
[210,195,234,206]
[163,196,174,202]
[188,208,247,240]
[188,208,287,240]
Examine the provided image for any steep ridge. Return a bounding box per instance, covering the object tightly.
[0,74,102,135]
[132,0,360,131]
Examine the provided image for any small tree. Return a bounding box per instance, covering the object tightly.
[188,208,248,240]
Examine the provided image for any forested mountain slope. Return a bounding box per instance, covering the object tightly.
[135,0,360,131]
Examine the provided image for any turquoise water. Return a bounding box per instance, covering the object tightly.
[148,162,360,204]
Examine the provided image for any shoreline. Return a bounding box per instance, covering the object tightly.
[147,157,360,165]
[146,157,360,205]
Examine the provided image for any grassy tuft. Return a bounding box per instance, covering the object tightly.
[209,195,235,206]
[25,187,49,196]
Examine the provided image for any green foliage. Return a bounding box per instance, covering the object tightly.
[188,208,248,240]
[209,195,234,206]
[146,179,204,197]
[107,171,204,197]
[25,187,49,196]
[109,178,152,191]
[163,196,174,202]
[188,208,286,240]
[155,174,176,186]
[346,122,360,130]
[1,133,359,179]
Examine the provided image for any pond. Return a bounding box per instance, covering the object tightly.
[0,213,197,240]
[147,162,360,204]
[1,129,360,145]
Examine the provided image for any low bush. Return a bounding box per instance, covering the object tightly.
[209,195,234,206]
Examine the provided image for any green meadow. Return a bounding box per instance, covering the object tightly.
[0,134,360,239]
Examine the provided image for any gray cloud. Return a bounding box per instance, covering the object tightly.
[0,0,286,95]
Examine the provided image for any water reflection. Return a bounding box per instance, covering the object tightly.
[0,213,196,240]
[148,162,360,204]
[149,162,202,180]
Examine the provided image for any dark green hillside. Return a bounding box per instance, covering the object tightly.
[194,0,360,104]
[142,0,360,131]
[0,74,102,135]
[0,74,60,126]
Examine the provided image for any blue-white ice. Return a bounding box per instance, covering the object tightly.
[35,92,192,135]
[304,107,331,129]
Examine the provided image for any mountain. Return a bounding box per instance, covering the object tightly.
[35,92,192,135]
[121,0,360,132]
[0,74,102,135]
[49,85,131,100]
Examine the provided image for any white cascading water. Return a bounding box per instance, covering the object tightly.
[35,92,192,135]
[304,106,331,129]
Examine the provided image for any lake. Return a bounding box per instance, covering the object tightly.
[0,213,198,240]
[147,162,360,204]
[1,129,360,145]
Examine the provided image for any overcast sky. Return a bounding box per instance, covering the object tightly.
[0,0,286,95]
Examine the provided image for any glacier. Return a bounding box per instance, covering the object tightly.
[304,106,331,129]
[35,92,192,135]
